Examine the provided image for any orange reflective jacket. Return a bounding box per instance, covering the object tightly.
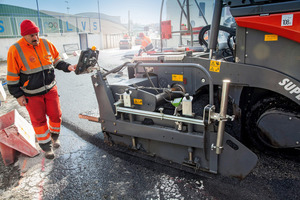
[140,36,154,51]
[7,38,67,98]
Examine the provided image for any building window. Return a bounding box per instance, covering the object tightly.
[197,2,205,17]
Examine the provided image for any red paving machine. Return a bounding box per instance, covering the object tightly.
[78,0,300,178]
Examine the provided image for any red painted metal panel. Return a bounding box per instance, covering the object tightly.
[161,20,172,39]
[235,11,300,43]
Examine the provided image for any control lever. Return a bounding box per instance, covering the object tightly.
[75,46,99,75]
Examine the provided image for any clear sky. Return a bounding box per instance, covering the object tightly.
[0,0,163,24]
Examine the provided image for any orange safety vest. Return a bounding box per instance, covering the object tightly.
[7,38,62,97]
[140,36,154,52]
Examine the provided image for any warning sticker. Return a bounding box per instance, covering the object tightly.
[265,34,278,41]
[281,14,293,26]
[209,60,221,72]
[172,74,183,82]
[134,98,143,105]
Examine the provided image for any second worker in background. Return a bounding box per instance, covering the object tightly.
[138,32,154,56]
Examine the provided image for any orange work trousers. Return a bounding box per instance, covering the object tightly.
[25,85,62,144]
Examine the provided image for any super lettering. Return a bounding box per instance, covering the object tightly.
[278,78,300,100]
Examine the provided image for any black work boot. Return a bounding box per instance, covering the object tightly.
[39,141,54,159]
[51,133,60,148]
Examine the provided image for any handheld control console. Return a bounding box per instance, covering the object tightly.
[75,46,99,75]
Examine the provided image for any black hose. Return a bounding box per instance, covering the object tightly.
[198,25,236,50]
[103,62,131,77]
[143,66,159,94]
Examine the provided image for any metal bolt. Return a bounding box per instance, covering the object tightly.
[289,117,292,120]
[296,141,299,145]
[201,78,206,83]
[245,54,248,57]
[246,31,249,34]
[211,144,216,151]
[94,82,99,87]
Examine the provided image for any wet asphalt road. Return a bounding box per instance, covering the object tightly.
[0,46,300,199]
[1,125,300,200]
[0,127,210,200]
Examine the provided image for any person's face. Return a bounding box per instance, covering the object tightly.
[24,33,39,46]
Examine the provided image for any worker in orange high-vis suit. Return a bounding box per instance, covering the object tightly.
[138,32,154,56]
[6,20,77,159]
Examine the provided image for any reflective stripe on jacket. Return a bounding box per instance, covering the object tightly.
[7,38,63,97]
[140,36,154,52]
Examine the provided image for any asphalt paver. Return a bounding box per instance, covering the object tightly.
[1,50,300,200]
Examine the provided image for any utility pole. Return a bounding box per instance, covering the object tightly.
[97,0,101,32]
[65,1,70,14]
[128,10,131,39]
[35,0,43,35]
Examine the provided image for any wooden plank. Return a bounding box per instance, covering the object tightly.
[78,110,100,122]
